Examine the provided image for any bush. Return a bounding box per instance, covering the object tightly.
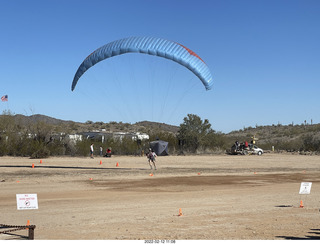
[302,134,320,152]
[29,141,51,158]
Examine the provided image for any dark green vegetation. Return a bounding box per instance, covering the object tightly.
[0,111,319,158]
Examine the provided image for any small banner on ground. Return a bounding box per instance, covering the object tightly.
[16,194,38,210]
[299,182,312,195]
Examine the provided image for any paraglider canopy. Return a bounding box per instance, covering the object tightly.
[71,36,213,91]
[150,140,169,156]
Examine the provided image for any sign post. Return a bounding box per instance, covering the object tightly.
[16,194,38,210]
[298,182,312,208]
[299,182,312,195]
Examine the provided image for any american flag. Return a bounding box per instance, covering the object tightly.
[1,95,8,102]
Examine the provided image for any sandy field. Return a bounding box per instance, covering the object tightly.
[0,153,320,240]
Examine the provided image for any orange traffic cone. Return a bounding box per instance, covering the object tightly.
[26,220,30,230]
[178,208,183,216]
[116,162,119,167]
[40,160,42,164]
[100,160,102,165]
[31,164,34,169]
[149,173,154,176]
[299,200,304,208]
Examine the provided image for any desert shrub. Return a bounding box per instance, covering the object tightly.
[75,139,92,157]
[29,141,51,158]
[302,134,320,152]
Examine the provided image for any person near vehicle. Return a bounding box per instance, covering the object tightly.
[104,148,112,157]
[244,141,249,149]
[235,141,239,151]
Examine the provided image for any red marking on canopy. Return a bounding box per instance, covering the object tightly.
[178,43,205,63]
[85,50,96,61]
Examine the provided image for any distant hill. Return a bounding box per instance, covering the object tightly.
[12,114,74,126]
[135,121,179,134]
[2,114,179,134]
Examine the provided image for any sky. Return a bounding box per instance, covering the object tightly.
[0,0,319,133]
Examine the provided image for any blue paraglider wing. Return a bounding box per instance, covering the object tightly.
[71,37,213,91]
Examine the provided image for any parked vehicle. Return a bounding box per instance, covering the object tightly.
[230,142,263,155]
[250,144,264,155]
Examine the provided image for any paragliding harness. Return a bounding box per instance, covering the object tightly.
[147,151,154,162]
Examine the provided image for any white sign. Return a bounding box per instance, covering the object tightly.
[16,194,38,210]
[299,182,312,195]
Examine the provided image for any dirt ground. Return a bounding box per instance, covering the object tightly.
[0,153,320,240]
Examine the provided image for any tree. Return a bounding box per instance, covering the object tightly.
[0,110,19,156]
[177,114,218,153]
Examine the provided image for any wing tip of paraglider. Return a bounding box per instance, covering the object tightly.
[71,77,78,91]
[205,78,213,91]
